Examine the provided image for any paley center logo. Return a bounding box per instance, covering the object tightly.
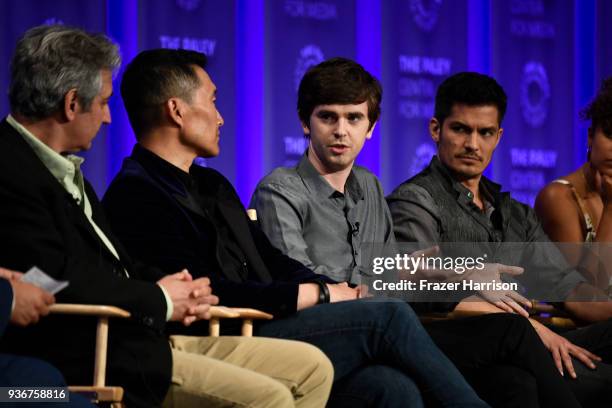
[294,45,325,90]
[176,0,201,11]
[409,0,443,32]
[43,17,64,25]
[520,61,550,128]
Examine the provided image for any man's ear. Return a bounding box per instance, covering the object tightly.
[366,121,377,139]
[494,127,503,149]
[165,98,184,127]
[300,120,310,136]
[63,88,79,121]
[429,117,441,143]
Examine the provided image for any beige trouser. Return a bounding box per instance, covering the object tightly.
[162,335,333,408]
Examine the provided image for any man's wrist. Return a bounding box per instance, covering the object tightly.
[157,283,174,321]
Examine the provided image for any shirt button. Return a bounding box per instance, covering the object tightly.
[467,191,474,199]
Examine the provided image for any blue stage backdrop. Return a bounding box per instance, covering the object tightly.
[491,0,575,206]
[263,0,356,174]
[596,0,612,85]
[0,0,108,195]
[137,0,236,183]
[380,0,468,192]
[0,0,607,206]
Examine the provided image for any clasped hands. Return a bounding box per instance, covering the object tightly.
[157,269,219,326]
[2,266,219,328]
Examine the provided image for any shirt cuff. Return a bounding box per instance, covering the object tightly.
[157,283,174,321]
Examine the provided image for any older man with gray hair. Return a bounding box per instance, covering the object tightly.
[0,25,333,408]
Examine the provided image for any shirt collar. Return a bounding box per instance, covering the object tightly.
[430,154,502,206]
[132,143,195,190]
[6,114,84,185]
[296,151,364,201]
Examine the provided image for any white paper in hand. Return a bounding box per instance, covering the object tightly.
[22,266,69,294]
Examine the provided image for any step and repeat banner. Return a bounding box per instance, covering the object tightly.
[0,0,609,205]
[380,0,467,191]
[138,0,237,183]
[597,0,612,84]
[490,0,574,206]
[263,0,356,171]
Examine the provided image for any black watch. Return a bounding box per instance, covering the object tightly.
[314,280,330,304]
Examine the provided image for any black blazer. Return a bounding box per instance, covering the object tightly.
[0,280,11,338]
[103,145,331,319]
[0,120,171,408]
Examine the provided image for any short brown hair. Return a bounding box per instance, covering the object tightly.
[297,57,382,131]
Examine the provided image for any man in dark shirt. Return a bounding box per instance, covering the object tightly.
[387,71,612,406]
[102,48,493,407]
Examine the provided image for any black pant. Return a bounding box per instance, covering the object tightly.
[424,314,580,408]
[558,319,612,408]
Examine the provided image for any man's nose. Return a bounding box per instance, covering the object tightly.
[217,110,224,127]
[464,131,478,150]
[334,119,348,137]
[104,105,111,124]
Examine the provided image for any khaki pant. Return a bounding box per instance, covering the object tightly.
[162,335,333,408]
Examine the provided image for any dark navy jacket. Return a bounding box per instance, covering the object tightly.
[103,145,333,319]
[0,280,11,338]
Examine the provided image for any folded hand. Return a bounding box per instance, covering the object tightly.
[158,270,219,325]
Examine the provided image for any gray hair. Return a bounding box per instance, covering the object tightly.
[9,25,121,120]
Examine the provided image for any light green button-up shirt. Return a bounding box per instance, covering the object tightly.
[7,114,176,319]
[7,115,124,267]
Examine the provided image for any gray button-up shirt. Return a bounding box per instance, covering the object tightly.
[251,153,394,284]
[387,156,586,301]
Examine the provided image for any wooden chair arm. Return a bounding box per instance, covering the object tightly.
[208,306,274,337]
[209,306,241,318]
[421,303,577,329]
[228,308,273,320]
[49,304,130,318]
[68,386,123,406]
